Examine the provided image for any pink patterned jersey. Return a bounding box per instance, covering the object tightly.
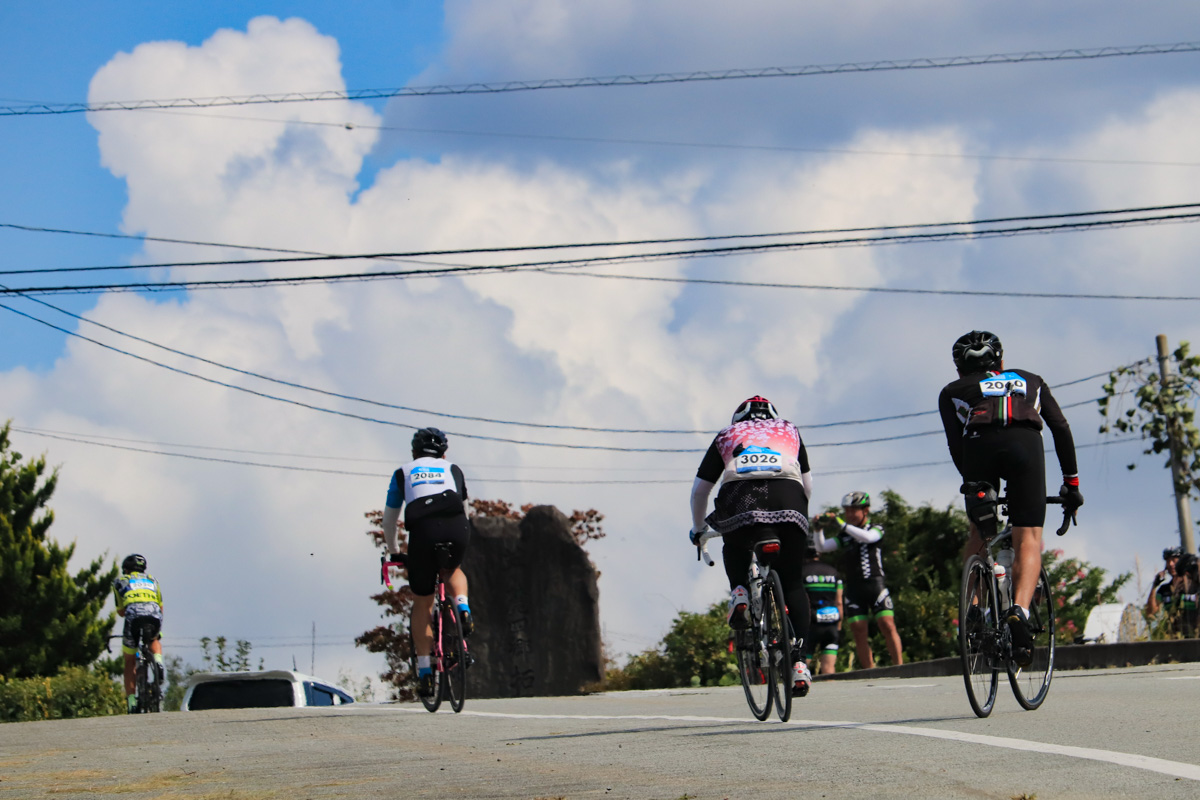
[713,419,804,484]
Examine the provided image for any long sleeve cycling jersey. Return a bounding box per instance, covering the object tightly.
[813,522,886,586]
[937,368,1078,477]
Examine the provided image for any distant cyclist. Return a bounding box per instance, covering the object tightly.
[382,427,474,698]
[690,396,815,695]
[1146,547,1181,618]
[812,492,903,668]
[112,554,164,714]
[800,542,843,675]
[937,331,1083,666]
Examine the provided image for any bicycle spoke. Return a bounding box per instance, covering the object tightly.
[736,589,773,721]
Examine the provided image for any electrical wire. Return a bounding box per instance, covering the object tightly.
[4,40,1197,116]
[7,202,1199,277]
[6,209,1200,296]
[7,291,1138,436]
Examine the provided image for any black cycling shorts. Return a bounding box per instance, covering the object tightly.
[121,605,162,654]
[406,514,471,597]
[803,623,840,657]
[960,425,1047,527]
[844,578,893,621]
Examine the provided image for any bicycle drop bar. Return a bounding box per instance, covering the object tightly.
[380,554,407,588]
[695,529,720,567]
[996,494,1077,537]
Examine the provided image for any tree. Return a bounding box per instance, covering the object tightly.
[604,602,737,691]
[199,636,262,672]
[0,421,117,679]
[355,500,606,701]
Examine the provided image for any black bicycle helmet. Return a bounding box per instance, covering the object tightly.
[731,396,780,424]
[122,554,147,574]
[952,330,1003,373]
[1163,546,1183,561]
[411,427,449,457]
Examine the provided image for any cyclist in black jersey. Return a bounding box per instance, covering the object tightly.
[1147,547,1181,618]
[690,396,815,694]
[800,544,842,675]
[938,331,1084,666]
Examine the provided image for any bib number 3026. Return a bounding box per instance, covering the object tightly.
[735,445,783,474]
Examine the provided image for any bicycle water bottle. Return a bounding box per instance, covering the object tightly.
[996,548,1014,610]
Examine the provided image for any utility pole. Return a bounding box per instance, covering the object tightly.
[1156,334,1197,554]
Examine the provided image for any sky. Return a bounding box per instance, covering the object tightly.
[4,1,1200,690]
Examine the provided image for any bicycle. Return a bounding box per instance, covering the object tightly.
[696,528,795,722]
[958,483,1076,718]
[382,544,469,713]
[106,630,163,713]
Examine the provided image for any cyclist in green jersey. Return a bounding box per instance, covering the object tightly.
[112,554,165,713]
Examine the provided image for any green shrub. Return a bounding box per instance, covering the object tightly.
[0,666,125,722]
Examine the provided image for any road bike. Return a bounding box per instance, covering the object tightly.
[958,484,1075,718]
[107,630,163,713]
[382,544,469,713]
[696,529,795,722]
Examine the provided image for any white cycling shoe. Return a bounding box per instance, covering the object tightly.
[727,586,750,628]
[792,661,812,697]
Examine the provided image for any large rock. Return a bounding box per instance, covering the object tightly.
[461,506,602,698]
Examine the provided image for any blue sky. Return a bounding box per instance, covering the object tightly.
[4,2,1200,688]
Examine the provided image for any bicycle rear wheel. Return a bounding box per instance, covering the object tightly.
[411,618,442,713]
[1008,567,1055,710]
[442,605,468,713]
[764,571,793,723]
[735,592,773,721]
[959,554,1000,718]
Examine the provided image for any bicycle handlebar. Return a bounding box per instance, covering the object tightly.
[994,494,1077,537]
[380,554,407,588]
[694,529,720,567]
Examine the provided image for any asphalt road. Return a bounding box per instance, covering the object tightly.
[2,663,1198,799]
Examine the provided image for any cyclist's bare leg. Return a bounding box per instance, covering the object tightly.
[876,613,904,665]
[445,567,468,600]
[1010,526,1044,609]
[963,521,987,562]
[818,651,837,675]
[122,654,136,696]
[850,619,874,669]
[411,594,435,656]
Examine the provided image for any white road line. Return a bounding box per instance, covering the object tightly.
[392,708,1200,782]
[1161,676,1200,680]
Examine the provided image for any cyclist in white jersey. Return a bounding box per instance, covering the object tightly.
[382,427,473,697]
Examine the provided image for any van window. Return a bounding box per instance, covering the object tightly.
[188,679,295,710]
[305,683,335,706]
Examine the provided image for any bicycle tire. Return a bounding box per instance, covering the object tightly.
[959,554,999,718]
[412,611,442,713]
[765,570,793,723]
[735,587,773,721]
[1008,567,1056,710]
[442,605,468,713]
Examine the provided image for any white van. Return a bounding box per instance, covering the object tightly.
[181,670,354,711]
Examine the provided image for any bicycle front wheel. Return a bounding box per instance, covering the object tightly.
[764,571,793,723]
[735,593,773,721]
[442,605,468,713]
[1008,567,1055,710]
[959,554,999,718]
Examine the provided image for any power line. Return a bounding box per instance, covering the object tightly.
[4,41,1198,116]
[8,287,1134,436]
[7,208,1200,296]
[8,202,1199,277]
[112,107,1200,169]
[557,270,1200,302]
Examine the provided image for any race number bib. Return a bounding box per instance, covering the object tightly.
[979,371,1027,398]
[735,445,783,474]
[815,605,840,624]
[409,466,446,487]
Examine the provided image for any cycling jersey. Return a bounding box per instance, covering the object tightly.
[815,522,886,587]
[801,561,842,625]
[112,572,163,611]
[386,457,468,527]
[938,368,1078,477]
[695,419,812,534]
